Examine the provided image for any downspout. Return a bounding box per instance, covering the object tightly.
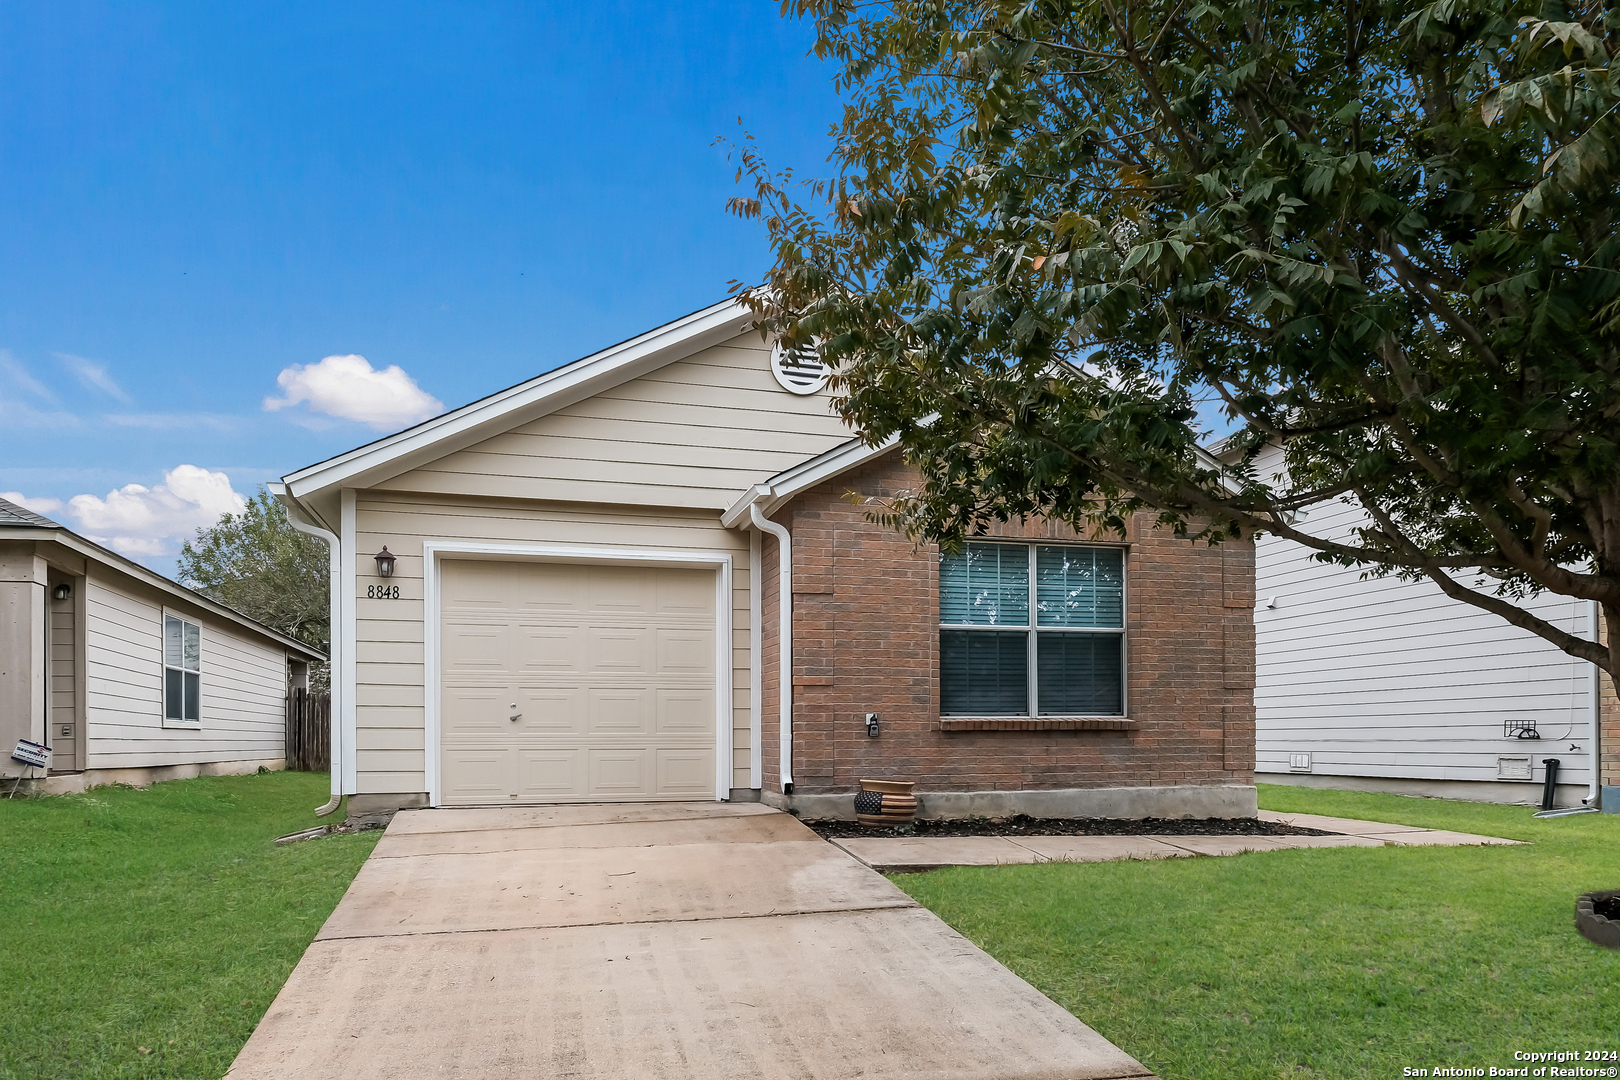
[749,527,763,790]
[1588,599,1603,809]
[750,502,793,795]
[1537,599,1603,818]
[277,490,344,818]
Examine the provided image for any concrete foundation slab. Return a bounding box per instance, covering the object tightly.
[1005,835,1190,862]
[372,812,818,858]
[228,908,1153,1080]
[831,836,1043,872]
[1257,811,1428,834]
[319,838,914,939]
[1262,834,1389,850]
[384,801,779,836]
[1147,835,1288,856]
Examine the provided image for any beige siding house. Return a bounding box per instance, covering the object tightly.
[0,498,325,791]
[276,299,1257,821]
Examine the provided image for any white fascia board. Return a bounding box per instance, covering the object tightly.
[720,435,900,529]
[283,298,757,502]
[0,523,326,661]
[716,429,1239,523]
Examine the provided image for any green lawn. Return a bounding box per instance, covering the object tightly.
[0,771,378,1080]
[896,785,1620,1080]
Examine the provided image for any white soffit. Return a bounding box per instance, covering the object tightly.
[282,298,758,502]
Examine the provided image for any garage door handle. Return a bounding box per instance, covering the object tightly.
[509,704,521,722]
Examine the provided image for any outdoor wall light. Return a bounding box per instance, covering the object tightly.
[373,547,396,578]
[51,583,72,602]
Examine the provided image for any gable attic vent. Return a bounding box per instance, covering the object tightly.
[771,340,831,395]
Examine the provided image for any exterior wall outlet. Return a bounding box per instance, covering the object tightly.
[1288,752,1312,773]
[866,713,879,738]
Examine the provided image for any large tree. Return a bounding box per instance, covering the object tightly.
[732,0,1620,680]
[178,487,329,686]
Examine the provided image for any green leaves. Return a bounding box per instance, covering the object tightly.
[732,0,1620,671]
[177,487,330,673]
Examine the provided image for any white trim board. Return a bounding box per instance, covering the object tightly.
[421,540,736,807]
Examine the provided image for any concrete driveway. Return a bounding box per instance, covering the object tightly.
[226,802,1155,1080]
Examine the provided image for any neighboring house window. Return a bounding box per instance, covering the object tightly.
[939,542,1125,716]
[164,614,201,724]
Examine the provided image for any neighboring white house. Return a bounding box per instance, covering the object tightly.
[0,496,326,792]
[1249,444,1601,809]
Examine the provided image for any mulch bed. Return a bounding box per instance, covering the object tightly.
[805,814,1339,840]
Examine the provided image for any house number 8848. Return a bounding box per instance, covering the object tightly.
[366,584,400,599]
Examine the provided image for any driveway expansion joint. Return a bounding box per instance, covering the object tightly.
[314,901,924,942]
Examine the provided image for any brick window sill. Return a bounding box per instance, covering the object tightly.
[938,717,1135,732]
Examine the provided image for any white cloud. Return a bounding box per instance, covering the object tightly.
[104,412,239,432]
[0,351,58,402]
[264,354,442,430]
[0,394,80,429]
[56,352,132,403]
[62,465,247,557]
[0,491,66,517]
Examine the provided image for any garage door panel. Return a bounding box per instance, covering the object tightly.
[655,689,712,734]
[517,750,587,798]
[656,750,714,795]
[443,686,508,733]
[443,748,515,804]
[587,688,652,734]
[516,687,585,733]
[589,750,652,795]
[656,571,714,615]
[655,629,713,674]
[588,626,653,674]
[588,570,655,615]
[443,623,510,671]
[518,573,588,612]
[514,624,583,672]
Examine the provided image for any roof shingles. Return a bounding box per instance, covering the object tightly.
[0,495,63,529]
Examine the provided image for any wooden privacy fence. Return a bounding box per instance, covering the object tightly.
[285,688,331,772]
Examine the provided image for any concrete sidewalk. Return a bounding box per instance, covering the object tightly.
[832,810,1522,873]
[226,803,1155,1080]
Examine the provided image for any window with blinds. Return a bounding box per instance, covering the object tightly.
[940,542,1125,716]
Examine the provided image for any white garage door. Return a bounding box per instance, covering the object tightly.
[439,559,717,805]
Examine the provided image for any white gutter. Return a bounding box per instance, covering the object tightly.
[749,502,794,794]
[271,484,344,818]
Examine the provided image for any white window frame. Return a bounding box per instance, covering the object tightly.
[939,541,1128,718]
[161,610,203,728]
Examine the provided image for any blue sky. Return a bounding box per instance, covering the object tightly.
[0,2,841,571]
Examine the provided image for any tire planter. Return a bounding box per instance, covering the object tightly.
[1576,889,1620,950]
[855,779,918,828]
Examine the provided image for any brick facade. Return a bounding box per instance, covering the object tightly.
[758,450,1256,814]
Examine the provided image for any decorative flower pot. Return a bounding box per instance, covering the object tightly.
[1576,889,1620,949]
[855,779,917,828]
